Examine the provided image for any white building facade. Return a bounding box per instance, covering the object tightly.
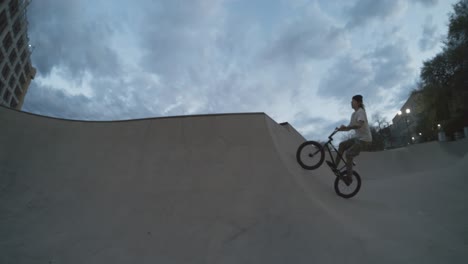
[0,0,35,109]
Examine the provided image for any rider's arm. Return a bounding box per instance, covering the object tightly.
[345,120,364,130]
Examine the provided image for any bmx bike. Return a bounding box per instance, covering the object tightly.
[296,129,361,198]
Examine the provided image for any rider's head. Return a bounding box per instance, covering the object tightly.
[351,95,364,110]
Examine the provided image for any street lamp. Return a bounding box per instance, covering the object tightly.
[398,108,412,145]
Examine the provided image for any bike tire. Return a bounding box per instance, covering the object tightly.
[334,171,361,199]
[296,141,325,170]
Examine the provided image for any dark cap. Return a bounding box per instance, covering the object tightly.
[352,95,363,103]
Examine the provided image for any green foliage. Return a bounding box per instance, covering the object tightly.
[417,0,468,138]
[421,53,453,87]
[368,126,385,151]
[415,113,437,142]
[447,0,468,49]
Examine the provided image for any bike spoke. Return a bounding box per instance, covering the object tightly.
[337,179,356,194]
[334,171,361,198]
[299,145,321,167]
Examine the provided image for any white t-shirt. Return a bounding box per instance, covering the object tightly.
[349,108,372,142]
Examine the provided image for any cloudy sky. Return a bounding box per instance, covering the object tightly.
[23,0,458,140]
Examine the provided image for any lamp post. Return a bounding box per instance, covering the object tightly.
[398,108,411,145]
[437,123,446,142]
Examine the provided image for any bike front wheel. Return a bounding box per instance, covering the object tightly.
[296,141,325,170]
[334,171,362,199]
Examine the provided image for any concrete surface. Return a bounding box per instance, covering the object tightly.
[1,105,467,263]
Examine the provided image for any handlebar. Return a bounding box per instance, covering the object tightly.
[328,128,340,141]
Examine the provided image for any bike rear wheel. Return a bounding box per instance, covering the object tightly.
[296,141,325,170]
[334,171,361,198]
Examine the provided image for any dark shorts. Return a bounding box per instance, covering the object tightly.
[339,138,369,158]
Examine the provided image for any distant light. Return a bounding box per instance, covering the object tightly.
[406,108,411,114]
[398,111,402,115]
[412,137,415,140]
[437,124,441,128]
[419,133,422,136]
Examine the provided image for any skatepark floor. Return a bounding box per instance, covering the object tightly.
[1,105,467,263]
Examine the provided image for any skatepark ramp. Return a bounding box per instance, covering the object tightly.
[1,105,467,263]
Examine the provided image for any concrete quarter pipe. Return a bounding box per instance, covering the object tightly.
[1,105,467,263]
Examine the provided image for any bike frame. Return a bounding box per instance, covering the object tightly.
[323,129,348,171]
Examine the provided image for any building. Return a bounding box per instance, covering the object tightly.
[0,0,35,110]
[390,91,424,147]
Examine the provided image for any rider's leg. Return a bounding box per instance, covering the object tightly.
[344,140,363,179]
[335,138,354,168]
[346,155,354,178]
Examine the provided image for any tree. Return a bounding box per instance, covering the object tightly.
[417,0,468,137]
[446,0,468,93]
[371,113,390,131]
[368,126,385,151]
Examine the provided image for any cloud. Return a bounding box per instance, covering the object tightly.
[22,83,94,120]
[370,42,414,87]
[291,112,348,141]
[318,55,373,98]
[266,25,349,63]
[265,24,349,64]
[28,0,122,80]
[318,40,414,102]
[137,0,226,79]
[23,71,172,121]
[419,16,440,51]
[264,2,349,64]
[344,0,438,30]
[25,0,236,120]
[412,0,438,7]
[345,0,407,29]
[21,0,449,144]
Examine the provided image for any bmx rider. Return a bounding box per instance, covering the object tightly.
[335,95,372,183]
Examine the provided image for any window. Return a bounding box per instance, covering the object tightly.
[23,63,29,76]
[20,48,27,62]
[2,64,10,79]
[12,17,21,35]
[3,88,11,102]
[8,75,15,88]
[0,80,4,96]
[10,97,18,108]
[9,49,17,63]
[0,11,7,35]
[3,32,13,51]
[19,73,25,85]
[17,35,24,50]
[14,85,21,97]
[9,0,20,17]
[14,62,20,75]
